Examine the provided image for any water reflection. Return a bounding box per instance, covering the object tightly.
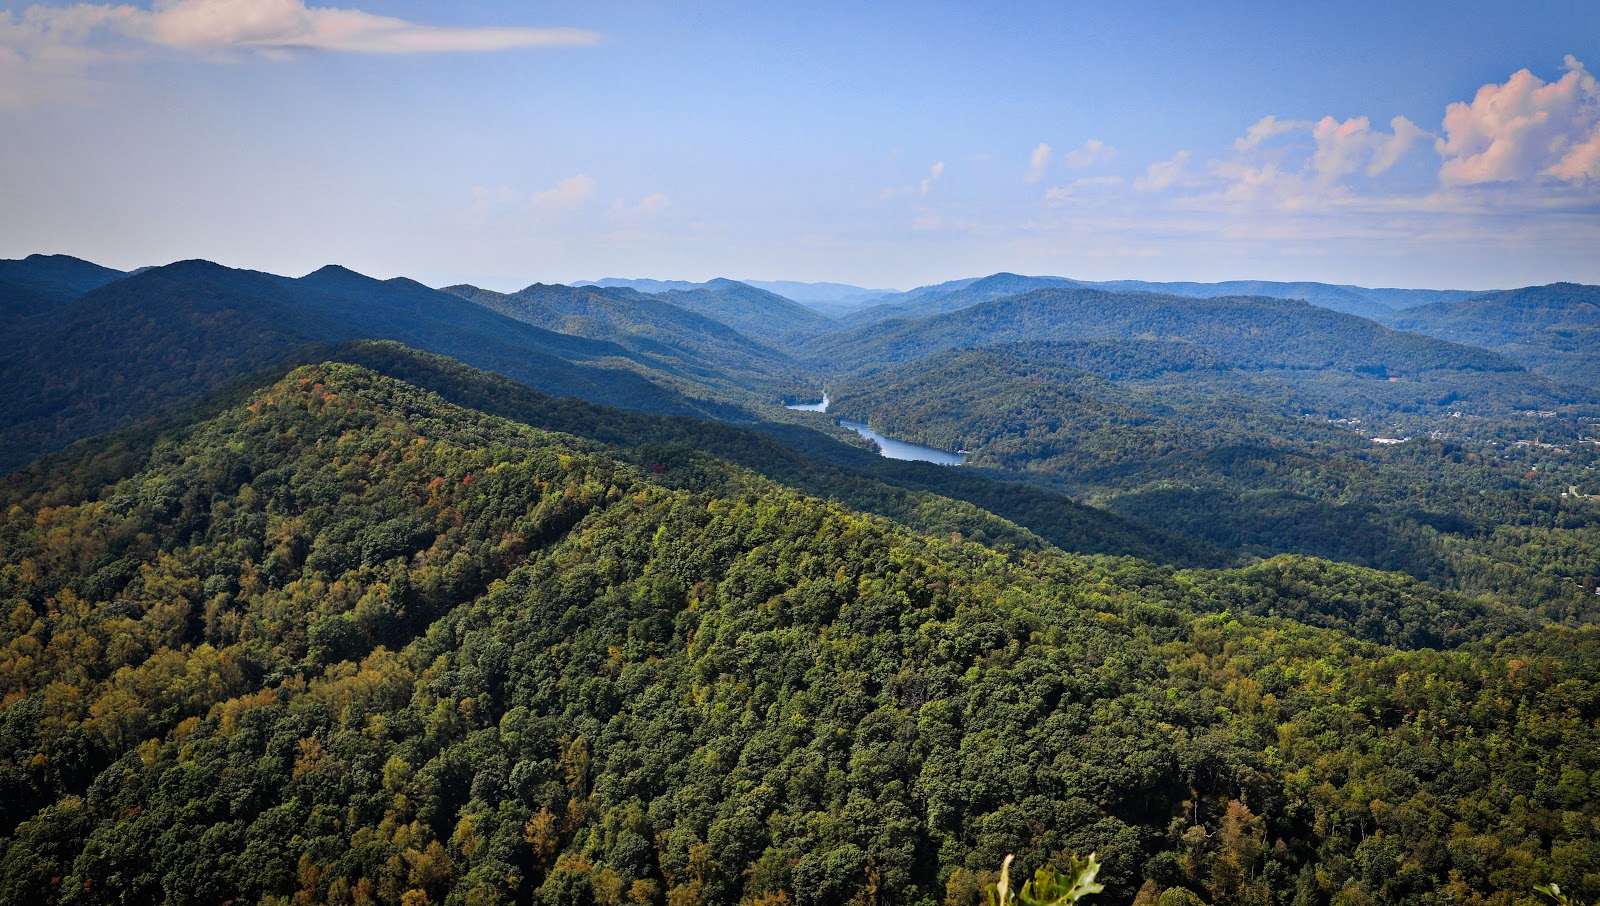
[838,420,964,465]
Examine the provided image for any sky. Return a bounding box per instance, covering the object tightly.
[2,1,1599,291]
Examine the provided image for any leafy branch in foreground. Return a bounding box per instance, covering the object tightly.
[1538,883,1596,906]
[986,853,1105,906]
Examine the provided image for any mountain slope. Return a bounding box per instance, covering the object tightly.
[827,342,1597,592]
[1383,282,1600,385]
[656,278,835,344]
[1081,278,1483,318]
[442,282,802,395]
[742,279,896,310]
[333,342,1212,565]
[0,254,129,352]
[842,273,1488,323]
[838,273,1077,326]
[579,276,706,293]
[0,253,126,302]
[0,357,1592,906]
[0,261,732,473]
[812,286,1524,376]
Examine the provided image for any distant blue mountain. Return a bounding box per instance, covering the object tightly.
[577,277,706,293]
[840,272,1491,323]
[740,279,898,313]
[1382,282,1600,385]
[1081,278,1485,318]
[0,253,126,302]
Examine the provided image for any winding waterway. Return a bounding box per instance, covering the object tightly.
[785,395,964,465]
[785,394,830,413]
[837,420,965,466]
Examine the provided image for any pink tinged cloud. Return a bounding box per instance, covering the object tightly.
[144,0,599,53]
[530,175,595,210]
[1311,116,1375,180]
[1437,55,1600,185]
[1308,115,1424,181]
[1370,116,1428,175]
[6,0,597,59]
[1234,115,1309,151]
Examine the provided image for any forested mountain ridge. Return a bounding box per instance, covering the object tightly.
[803,287,1589,438]
[1,357,1596,906]
[741,280,896,314]
[0,254,126,303]
[1382,283,1600,386]
[1078,279,1484,319]
[838,273,1489,325]
[580,278,894,316]
[809,286,1528,377]
[824,342,1600,618]
[0,260,755,474]
[0,255,130,354]
[836,274,1079,326]
[654,278,837,346]
[326,343,1209,565]
[440,282,805,397]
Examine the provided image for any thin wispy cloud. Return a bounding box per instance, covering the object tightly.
[1135,151,1191,191]
[1044,175,1123,204]
[611,193,672,220]
[1024,142,1052,184]
[0,0,598,106]
[143,0,597,54]
[1235,115,1308,151]
[882,161,947,199]
[531,175,596,212]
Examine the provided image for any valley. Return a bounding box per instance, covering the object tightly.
[1,255,1598,906]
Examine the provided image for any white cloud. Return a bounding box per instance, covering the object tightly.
[1207,114,1428,205]
[1044,175,1123,204]
[1310,116,1377,181]
[1024,142,1052,184]
[611,192,671,219]
[0,0,598,105]
[883,161,947,200]
[470,185,518,214]
[1235,115,1309,151]
[1135,151,1190,191]
[1062,138,1117,168]
[0,5,145,106]
[1438,55,1600,185]
[530,174,594,211]
[1370,115,1428,175]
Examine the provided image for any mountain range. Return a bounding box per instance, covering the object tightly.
[3,251,1600,905]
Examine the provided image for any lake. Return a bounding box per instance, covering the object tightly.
[838,420,965,466]
[785,394,830,413]
[787,395,963,464]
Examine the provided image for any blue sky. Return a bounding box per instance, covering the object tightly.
[2,1,1598,291]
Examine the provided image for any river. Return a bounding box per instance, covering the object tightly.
[786,395,964,465]
[837,420,965,465]
[785,394,830,413]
